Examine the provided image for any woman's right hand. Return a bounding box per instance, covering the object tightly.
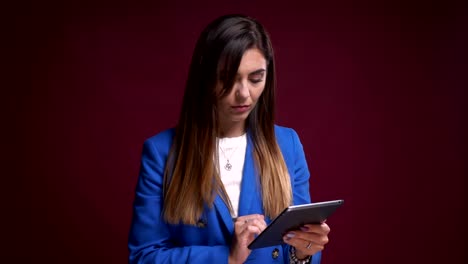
[229,214,267,264]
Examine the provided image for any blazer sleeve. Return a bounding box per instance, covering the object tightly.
[128,139,230,264]
[282,128,322,264]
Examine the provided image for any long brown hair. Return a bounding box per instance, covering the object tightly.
[163,14,292,225]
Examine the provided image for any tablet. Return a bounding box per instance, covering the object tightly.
[247,199,344,250]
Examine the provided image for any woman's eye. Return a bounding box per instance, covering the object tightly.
[247,71,265,84]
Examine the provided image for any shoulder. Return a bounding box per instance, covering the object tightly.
[274,124,301,143]
[146,128,175,142]
[274,124,303,153]
[143,128,175,154]
[272,125,308,171]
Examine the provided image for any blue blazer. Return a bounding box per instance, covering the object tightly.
[128,125,322,263]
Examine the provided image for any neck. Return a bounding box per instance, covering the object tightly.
[219,121,246,138]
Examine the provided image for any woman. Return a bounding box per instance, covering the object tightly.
[128,14,330,264]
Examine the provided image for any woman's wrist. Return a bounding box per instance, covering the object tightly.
[289,246,311,264]
[295,248,309,259]
[228,256,239,264]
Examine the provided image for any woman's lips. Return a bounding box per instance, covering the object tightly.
[231,105,250,113]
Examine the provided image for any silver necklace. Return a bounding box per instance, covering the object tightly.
[219,144,240,171]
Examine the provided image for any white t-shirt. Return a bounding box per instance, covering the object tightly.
[217,133,247,218]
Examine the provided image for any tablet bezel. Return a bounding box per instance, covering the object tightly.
[247,199,344,250]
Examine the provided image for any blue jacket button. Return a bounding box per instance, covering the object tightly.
[272,248,279,259]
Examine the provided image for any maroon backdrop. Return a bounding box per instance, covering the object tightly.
[8,0,466,263]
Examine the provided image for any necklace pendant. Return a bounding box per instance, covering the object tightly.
[224,160,232,171]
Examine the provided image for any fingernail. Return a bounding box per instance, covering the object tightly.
[300,226,309,231]
[286,232,295,238]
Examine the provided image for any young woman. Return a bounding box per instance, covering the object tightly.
[128,14,330,264]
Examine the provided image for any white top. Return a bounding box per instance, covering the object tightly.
[217,133,247,218]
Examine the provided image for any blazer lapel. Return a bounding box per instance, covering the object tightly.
[213,195,234,234]
[238,134,262,216]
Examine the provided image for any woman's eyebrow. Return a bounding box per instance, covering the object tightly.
[248,69,266,75]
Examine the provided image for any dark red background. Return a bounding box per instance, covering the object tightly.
[7,0,466,263]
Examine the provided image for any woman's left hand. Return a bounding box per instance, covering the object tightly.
[282,222,330,259]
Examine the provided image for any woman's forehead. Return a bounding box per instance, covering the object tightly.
[236,48,267,75]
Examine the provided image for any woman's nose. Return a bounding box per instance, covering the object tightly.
[235,80,250,99]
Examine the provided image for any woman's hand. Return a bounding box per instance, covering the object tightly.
[282,222,330,259]
[229,214,267,264]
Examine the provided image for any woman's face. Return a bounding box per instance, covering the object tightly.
[217,48,267,135]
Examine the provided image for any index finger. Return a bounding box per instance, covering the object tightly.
[235,214,264,222]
